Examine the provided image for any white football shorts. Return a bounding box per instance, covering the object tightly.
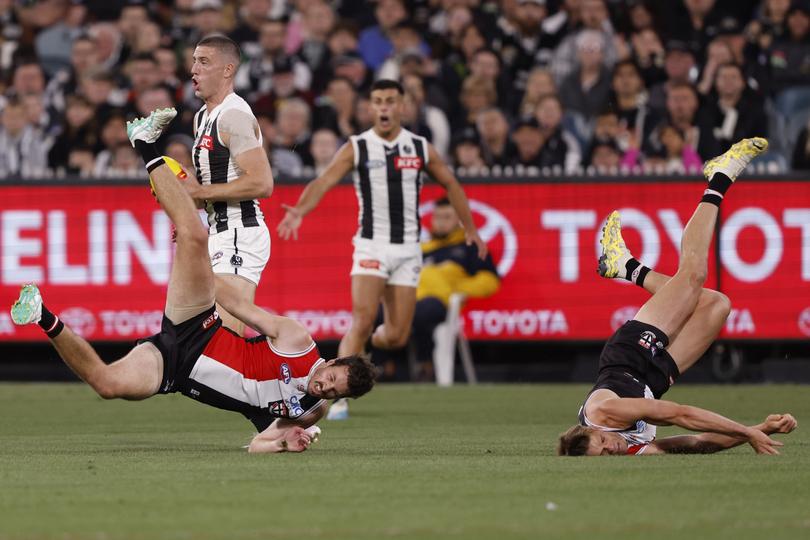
[350,237,423,288]
[208,224,270,285]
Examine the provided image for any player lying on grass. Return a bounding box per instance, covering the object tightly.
[558,137,798,456]
[10,108,376,454]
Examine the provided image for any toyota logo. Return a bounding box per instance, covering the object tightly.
[798,307,810,337]
[419,199,518,277]
[59,307,97,338]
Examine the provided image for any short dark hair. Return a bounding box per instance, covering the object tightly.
[333,355,376,398]
[370,79,404,96]
[197,34,242,64]
[612,59,641,78]
[557,425,593,456]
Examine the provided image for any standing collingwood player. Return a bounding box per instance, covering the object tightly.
[278,79,487,417]
[162,35,273,336]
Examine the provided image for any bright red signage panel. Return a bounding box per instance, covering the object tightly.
[0,181,807,341]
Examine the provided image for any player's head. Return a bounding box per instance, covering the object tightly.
[307,354,376,400]
[369,79,404,137]
[430,198,460,239]
[191,34,241,100]
[557,425,628,456]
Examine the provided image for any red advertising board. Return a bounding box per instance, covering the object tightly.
[0,181,808,341]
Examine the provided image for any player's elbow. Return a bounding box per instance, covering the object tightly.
[259,174,274,198]
[252,174,273,198]
[282,321,314,350]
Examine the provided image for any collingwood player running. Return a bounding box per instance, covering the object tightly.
[278,79,486,418]
[174,35,273,336]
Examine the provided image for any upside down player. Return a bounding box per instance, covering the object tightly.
[10,108,376,454]
[558,137,798,456]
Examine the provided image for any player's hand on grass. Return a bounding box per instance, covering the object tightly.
[466,230,488,259]
[763,414,797,435]
[277,204,303,240]
[747,428,783,455]
[282,426,313,452]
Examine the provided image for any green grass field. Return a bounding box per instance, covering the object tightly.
[0,383,808,540]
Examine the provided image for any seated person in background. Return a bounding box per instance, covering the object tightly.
[412,198,500,380]
[450,127,486,171]
[625,123,702,174]
[589,138,622,172]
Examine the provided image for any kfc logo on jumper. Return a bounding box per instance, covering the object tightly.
[198,135,213,150]
[394,156,423,170]
[359,259,381,269]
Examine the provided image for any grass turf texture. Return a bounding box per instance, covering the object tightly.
[0,383,808,540]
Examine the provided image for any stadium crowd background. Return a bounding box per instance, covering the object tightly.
[1,0,810,181]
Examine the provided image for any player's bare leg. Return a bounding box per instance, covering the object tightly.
[371,284,417,349]
[338,274,387,356]
[214,274,257,336]
[8,110,194,398]
[328,275,385,420]
[11,284,163,399]
[129,109,216,324]
[630,138,767,339]
[604,259,731,374]
[599,138,766,370]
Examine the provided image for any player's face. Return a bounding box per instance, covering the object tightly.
[370,88,404,137]
[586,430,628,456]
[307,362,351,399]
[190,46,231,100]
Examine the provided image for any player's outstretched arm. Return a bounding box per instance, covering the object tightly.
[215,278,312,347]
[277,142,354,240]
[650,414,798,454]
[248,403,327,453]
[424,144,487,259]
[594,398,784,455]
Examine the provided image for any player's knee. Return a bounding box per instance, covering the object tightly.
[176,223,208,248]
[92,378,120,400]
[709,291,732,320]
[385,326,412,349]
[679,265,708,289]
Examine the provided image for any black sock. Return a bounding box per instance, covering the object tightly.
[624,258,651,288]
[37,304,64,339]
[701,172,733,207]
[134,140,164,172]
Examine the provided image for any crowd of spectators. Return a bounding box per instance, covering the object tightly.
[1,0,810,179]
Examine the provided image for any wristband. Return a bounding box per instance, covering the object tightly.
[280,439,288,451]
